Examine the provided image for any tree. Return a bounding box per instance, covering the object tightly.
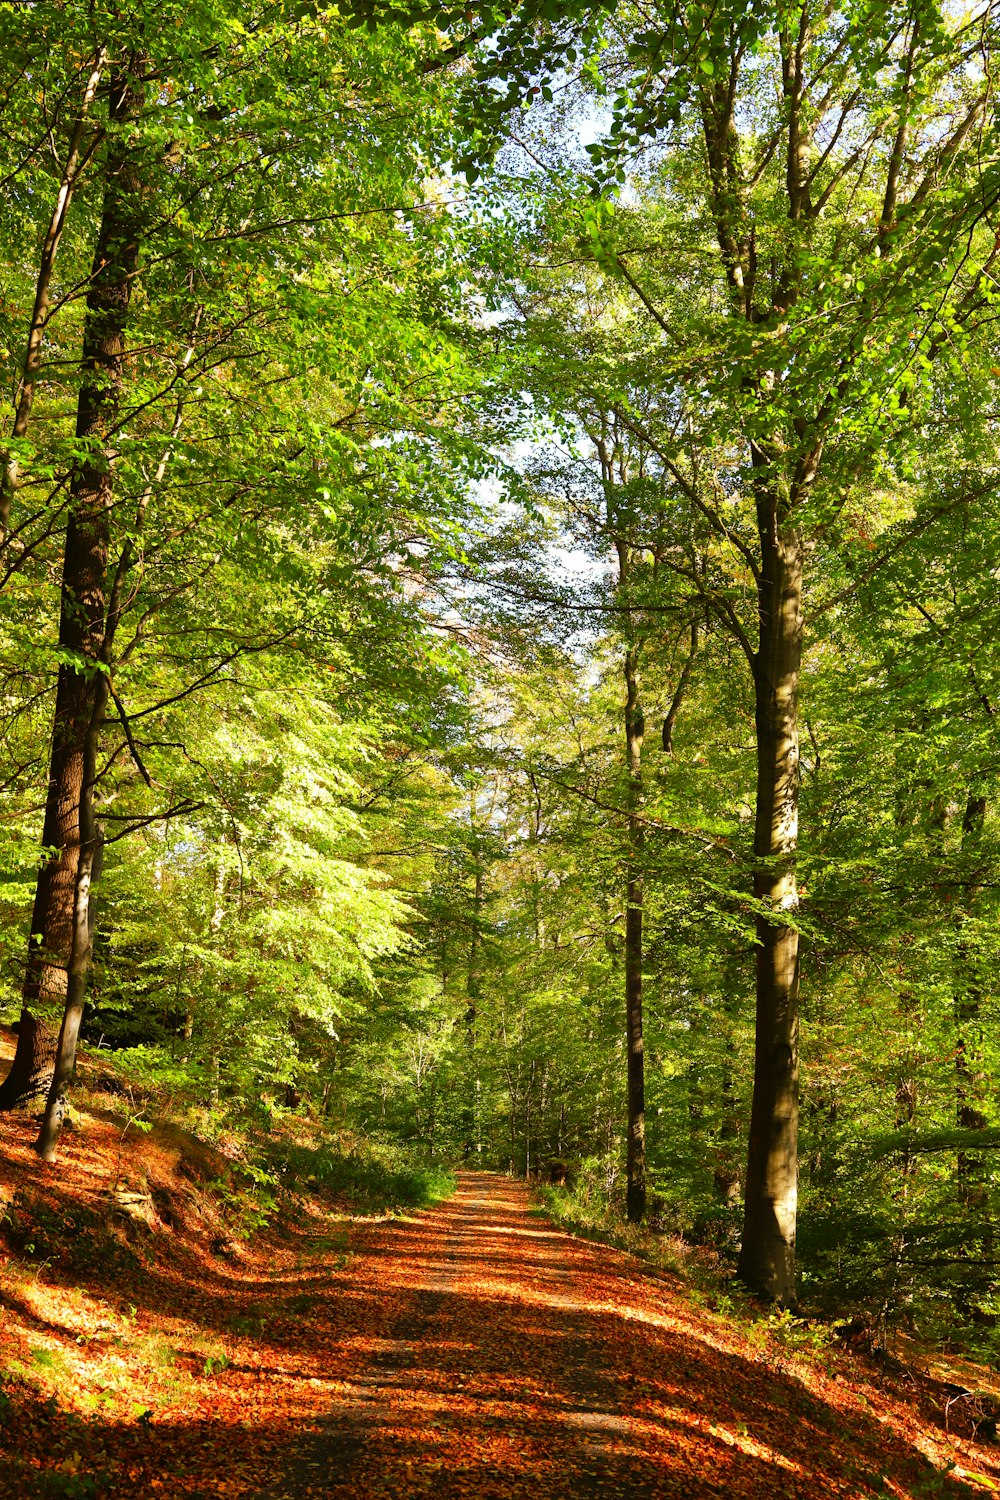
[0,1,472,1156]
[464,0,1000,1301]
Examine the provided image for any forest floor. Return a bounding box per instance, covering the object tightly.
[3,1092,1000,1498]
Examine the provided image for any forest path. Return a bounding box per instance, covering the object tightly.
[260,1172,985,1499]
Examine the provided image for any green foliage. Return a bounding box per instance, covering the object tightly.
[538,1177,690,1281]
[40,1475,102,1500]
[208,1168,279,1240]
[271,1136,455,1211]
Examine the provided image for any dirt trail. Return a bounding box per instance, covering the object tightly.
[260,1173,992,1499]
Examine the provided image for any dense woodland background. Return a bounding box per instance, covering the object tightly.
[2,0,1000,1352]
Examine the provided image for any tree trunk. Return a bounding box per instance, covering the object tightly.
[662,621,698,754]
[0,1010,57,1109]
[737,488,803,1305]
[462,865,483,1160]
[36,715,106,1161]
[624,641,646,1225]
[714,989,742,1201]
[28,59,145,1156]
[956,793,988,1198]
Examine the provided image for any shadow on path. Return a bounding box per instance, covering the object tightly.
[252,1172,993,1499]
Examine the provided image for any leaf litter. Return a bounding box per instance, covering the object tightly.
[1,1119,998,1499]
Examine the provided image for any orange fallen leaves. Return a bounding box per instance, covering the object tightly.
[1,1135,999,1498]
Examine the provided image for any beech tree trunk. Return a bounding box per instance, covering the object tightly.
[737,484,803,1305]
[27,60,145,1156]
[623,641,646,1225]
[956,793,988,1198]
[0,1010,57,1109]
[462,865,483,1160]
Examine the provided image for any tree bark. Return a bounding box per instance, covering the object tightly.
[624,641,646,1225]
[0,1010,57,1109]
[956,793,988,1198]
[24,59,146,1155]
[662,621,698,754]
[737,481,803,1305]
[35,706,106,1160]
[462,864,483,1160]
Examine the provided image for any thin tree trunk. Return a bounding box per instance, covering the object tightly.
[624,640,646,1224]
[203,861,227,1106]
[30,59,146,1156]
[882,989,920,1332]
[462,865,483,1160]
[595,435,649,1224]
[528,1058,541,1179]
[180,1004,194,1064]
[956,793,988,1198]
[737,485,803,1305]
[687,993,706,1151]
[711,981,743,1201]
[662,621,698,754]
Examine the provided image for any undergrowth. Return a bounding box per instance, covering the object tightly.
[270,1135,455,1213]
[536,1179,845,1367]
[535,1180,692,1280]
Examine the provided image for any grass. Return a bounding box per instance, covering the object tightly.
[226,1307,269,1339]
[281,1291,318,1315]
[135,1335,182,1371]
[269,1136,456,1213]
[29,1347,72,1376]
[535,1181,693,1280]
